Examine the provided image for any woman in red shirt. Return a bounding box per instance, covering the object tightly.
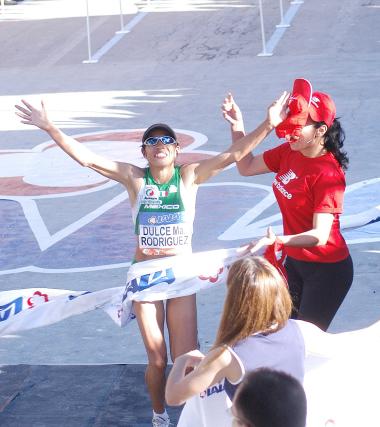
[223,89,353,331]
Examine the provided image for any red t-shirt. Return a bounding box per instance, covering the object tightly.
[263,143,349,262]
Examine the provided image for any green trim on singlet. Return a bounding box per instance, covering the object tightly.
[134,166,185,234]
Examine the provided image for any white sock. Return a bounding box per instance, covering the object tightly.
[153,409,168,418]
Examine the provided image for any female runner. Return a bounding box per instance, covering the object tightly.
[15,94,287,427]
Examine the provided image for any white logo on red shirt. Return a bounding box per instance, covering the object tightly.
[273,169,297,200]
[279,169,298,185]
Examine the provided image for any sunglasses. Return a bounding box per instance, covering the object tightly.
[143,136,177,146]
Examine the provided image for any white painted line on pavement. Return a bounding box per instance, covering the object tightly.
[264,2,303,55]
[88,11,148,63]
[42,16,110,67]
[0,263,131,275]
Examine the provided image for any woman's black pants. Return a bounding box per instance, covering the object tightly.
[285,255,354,331]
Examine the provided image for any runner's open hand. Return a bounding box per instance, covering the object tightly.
[15,99,53,132]
[221,93,243,127]
[178,350,205,369]
[267,91,290,128]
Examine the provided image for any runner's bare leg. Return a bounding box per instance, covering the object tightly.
[166,294,198,361]
[134,300,167,413]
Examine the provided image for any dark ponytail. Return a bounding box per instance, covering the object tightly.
[315,119,349,171]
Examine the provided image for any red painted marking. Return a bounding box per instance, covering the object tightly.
[0,176,105,196]
[0,130,211,195]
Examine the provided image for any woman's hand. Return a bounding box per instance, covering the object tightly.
[166,347,231,405]
[267,91,290,128]
[15,99,53,132]
[221,93,243,128]
[238,226,277,255]
[177,350,205,369]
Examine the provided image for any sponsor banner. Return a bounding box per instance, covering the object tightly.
[0,247,241,336]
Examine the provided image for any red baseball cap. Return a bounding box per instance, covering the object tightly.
[275,78,312,141]
[291,78,312,105]
[309,92,336,127]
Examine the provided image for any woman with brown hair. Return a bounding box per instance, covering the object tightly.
[166,253,380,427]
[165,256,305,426]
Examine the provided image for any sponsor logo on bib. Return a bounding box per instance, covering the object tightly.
[147,213,183,225]
[144,185,159,199]
[143,203,179,210]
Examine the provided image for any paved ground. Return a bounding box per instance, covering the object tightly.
[0,364,182,426]
[0,0,379,425]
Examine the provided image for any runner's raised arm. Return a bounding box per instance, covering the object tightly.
[15,99,138,186]
[184,91,289,185]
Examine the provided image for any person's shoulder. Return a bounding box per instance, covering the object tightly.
[305,154,345,183]
[263,142,291,166]
[125,162,146,178]
[116,163,145,189]
[316,159,345,181]
[178,163,200,187]
[319,153,343,170]
[293,319,324,337]
[207,346,232,364]
[266,141,290,154]
[199,346,235,373]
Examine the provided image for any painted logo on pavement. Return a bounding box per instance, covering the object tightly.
[0,128,379,274]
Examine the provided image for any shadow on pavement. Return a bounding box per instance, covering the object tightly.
[0,364,182,426]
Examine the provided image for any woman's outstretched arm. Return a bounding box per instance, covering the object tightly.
[15,99,140,186]
[221,92,289,177]
[183,92,289,185]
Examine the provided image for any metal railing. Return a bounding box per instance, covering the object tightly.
[83,0,136,63]
[82,0,304,63]
[258,0,305,57]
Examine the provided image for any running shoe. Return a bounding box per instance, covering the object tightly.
[152,413,170,427]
